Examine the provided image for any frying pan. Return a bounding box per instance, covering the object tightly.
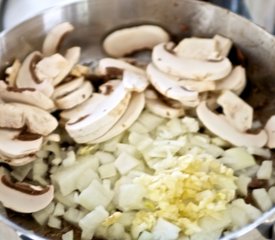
[0,0,274,239]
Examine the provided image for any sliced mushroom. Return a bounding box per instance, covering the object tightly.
[5,59,21,87]
[214,35,233,58]
[147,63,198,107]
[70,64,91,77]
[35,53,70,83]
[103,25,170,57]
[174,37,221,61]
[0,81,55,111]
[91,92,145,143]
[152,43,232,81]
[66,83,131,143]
[16,51,54,97]
[145,89,185,118]
[53,46,81,86]
[96,58,145,76]
[0,129,42,159]
[55,81,93,110]
[0,103,58,136]
[53,77,84,99]
[42,22,74,56]
[265,115,275,148]
[122,70,149,92]
[99,80,121,95]
[177,79,216,92]
[217,90,253,132]
[0,155,37,167]
[196,101,267,147]
[60,93,106,123]
[216,66,246,95]
[0,173,54,213]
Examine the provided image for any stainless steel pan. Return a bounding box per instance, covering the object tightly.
[0,0,274,239]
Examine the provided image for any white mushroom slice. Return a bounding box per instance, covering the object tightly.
[0,103,58,136]
[1,155,37,167]
[55,81,93,110]
[16,51,54,97]
[0,129,43,159]
[145,89,185,119]
[265,116,275,148]
[5,59,21,87]
[174,37,220,61]
[0,173,54,213]
[216,66,246,95]
[35,53,69,83]
[66,83,131,143]
[99,80,121,95]
[97,58,145,75]
[70,64,90,77]
[147,63,198,107]
[214,35,233,58]
[53,46,81,86]
[42,22,74,56]
[91,92,145,143]
[196,101,267,147]
[217,90,253,132]
[122,70,149,92]
[103,25,170,57]
[177,79,216,92]
[53,77,84,99]
[0,81,55,111]
[60,93,106,122]
[152,43,232,81]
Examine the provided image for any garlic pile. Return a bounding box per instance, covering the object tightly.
[0,22,274,240]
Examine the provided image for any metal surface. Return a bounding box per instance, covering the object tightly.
[0,0,274,239]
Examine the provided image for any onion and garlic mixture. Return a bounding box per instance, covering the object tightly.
[0,22,274,240]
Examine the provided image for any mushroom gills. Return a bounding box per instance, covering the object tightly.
[42,22,74,56]
[217,90,253,132]
[0,81,55,111]
[96,58,145,76]
[196,101,267,147]
[0,129,43,159]
[15,51,54,97]
[147,63,198,107]
[103,25,170,57]
[65,83,131,143]
[90,92,145,143]
[216,66,246,95]
[0,173,54,213]
[152,43,232,81]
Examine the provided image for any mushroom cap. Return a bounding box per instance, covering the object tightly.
[0,81,55,111]
[196,101,267,147]
[65,83,131,143]
[265,115,275,148]
[16,51,54,97]
[0,129,42,159]
[0,174,54,213]
[145,89,185,119]
[0,103,58,136]
[42,22,74,57]
[90,92,145,143]
[122,70,149,93]
[216,66,246,95]
[103,25,170,57]
[55,81,93,110]
[217,90,253,132]
[97,58,145,76]
[152,43,232,81]
[60,93,107,122]
[147,63,198,107]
